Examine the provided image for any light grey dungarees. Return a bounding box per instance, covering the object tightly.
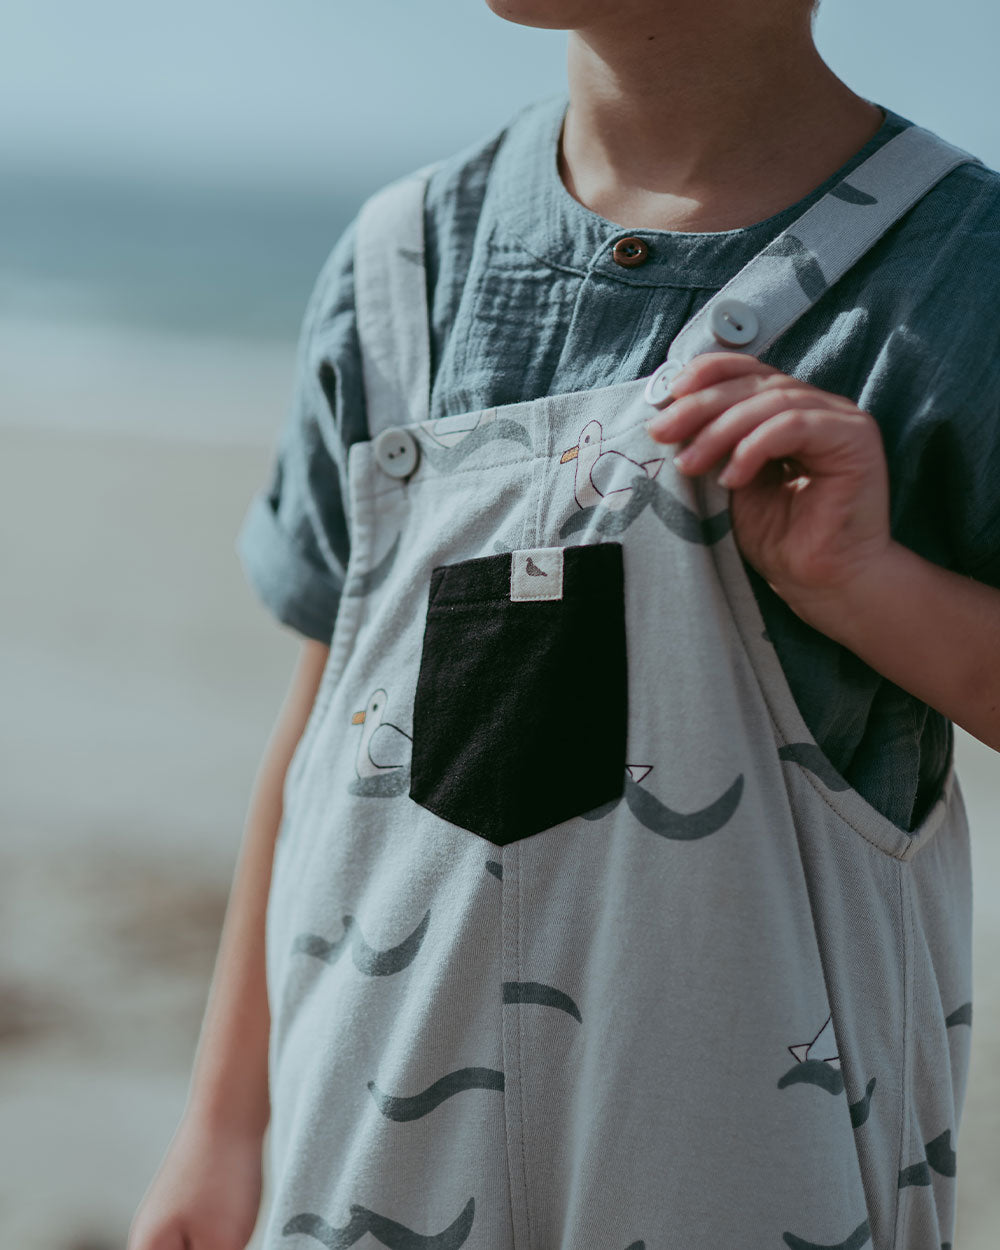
[263,126,979,1250]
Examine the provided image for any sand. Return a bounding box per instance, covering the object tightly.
[1,418,997,1249]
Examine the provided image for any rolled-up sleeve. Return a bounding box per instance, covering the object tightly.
[235,217,368,642]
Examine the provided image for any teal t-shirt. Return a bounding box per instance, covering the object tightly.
[237,95,1000,832]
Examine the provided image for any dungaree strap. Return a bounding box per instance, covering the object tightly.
[354,163,441,432]
[352,127,980,421]
[646,124,981,403]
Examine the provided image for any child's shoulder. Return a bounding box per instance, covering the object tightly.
[831,113,1000,389]
[314,95,558,306]
[891,133,1000,259]
[851,107,1000,280]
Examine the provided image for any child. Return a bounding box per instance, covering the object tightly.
[128,2,1000,1248]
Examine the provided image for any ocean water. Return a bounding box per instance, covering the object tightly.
[1,161,361,342]
[0,161,369,444]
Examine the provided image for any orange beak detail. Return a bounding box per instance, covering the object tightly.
[560,445,579,463]
[351,710,366,724]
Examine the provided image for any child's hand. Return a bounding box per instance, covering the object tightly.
[127,1112,264,1250]
[647,352,892,620]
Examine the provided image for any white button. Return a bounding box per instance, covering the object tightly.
[644,359,686,410]
[709,299,759,347]
[374,427,420,479]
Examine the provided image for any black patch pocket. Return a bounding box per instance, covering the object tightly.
[409,542,627,845]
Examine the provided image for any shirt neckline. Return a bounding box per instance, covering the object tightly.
[491,93,912,289]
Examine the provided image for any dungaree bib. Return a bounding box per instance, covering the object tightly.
[264,127,979,1250]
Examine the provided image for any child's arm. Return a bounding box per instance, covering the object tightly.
[778,540,1000,753]
[650,351,1000,754]
[127,637,331,1250]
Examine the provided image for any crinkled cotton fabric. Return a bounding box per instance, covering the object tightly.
[236,97,1000,829]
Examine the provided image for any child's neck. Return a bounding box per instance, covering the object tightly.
[560,13,885,234]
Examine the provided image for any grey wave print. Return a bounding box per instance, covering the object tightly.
[293,910,430,976]
[416,419,533,470]
[777,1064,876,1123]
[782,1220,870,1250]
[347,770,410,800]
[584,773,744,840]
[503,980,582,1022]
[945,1001,972,1028]
[778,743,851,792]
[559,473,731,544]
[777,1059,845,1096]
[898,1159,932,1189]
[828,182,878,206]
[759,232,828,302]
[348,769,411,797]
[898,1128,957,1188]
[368,1067,505,1120]
[344,532,401,598]
[283,1196,475,1249]
[849,1077,877,1128]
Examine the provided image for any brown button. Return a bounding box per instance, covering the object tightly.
[612,237,649,268]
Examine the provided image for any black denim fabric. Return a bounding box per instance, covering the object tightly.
[409,543,627,844]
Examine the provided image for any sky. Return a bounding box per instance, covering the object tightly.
[3,0,999,194]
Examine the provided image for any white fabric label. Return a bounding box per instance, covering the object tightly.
[509,547,565,602]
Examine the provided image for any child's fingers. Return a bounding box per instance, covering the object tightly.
[648,374,775,443]
[663,387,820,470]
[666,351,780,399]
[717,408,870,488]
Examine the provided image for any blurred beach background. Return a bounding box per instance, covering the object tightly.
[1,1,998,1245]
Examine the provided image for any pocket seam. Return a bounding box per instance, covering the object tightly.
[773,698,947,862]
[698,484,954,861]
[891,863,913,1250]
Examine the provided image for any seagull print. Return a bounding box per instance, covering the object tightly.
[778,1013,844,1095]
[348,688,412,797]
[557,424,731,544]
[560,418,664,511]
[778,1014,877,1123]
[788,1013,839,1067]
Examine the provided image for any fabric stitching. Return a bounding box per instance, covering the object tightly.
[703,512,950,858]
[892,865,914,1250]
[498,847,521,1250]
[516,844,533,1250]
[427,596,594,610]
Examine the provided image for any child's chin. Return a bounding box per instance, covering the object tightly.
[483,0,602,30]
